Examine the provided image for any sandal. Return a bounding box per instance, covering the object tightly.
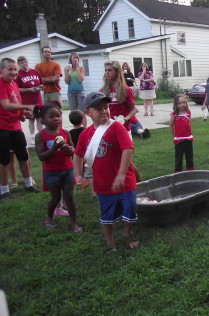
[123,234,139,249]
[151,112,155,116]
[106,243,117,253]
[144,112,148,116]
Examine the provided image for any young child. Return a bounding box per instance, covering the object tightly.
[169,94,195,173]
[73,92,139,252]
[35,104,82,232]
[69,110,85,147]
[69,110,96,197]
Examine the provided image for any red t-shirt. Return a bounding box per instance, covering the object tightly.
[0,78,22,131]
[15,68,43,105]
[75,121,136,194]
[108,86,134,131]
[40,128,73,171]
[170,111,194,144]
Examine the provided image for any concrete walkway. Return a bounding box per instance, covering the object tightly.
[21,102,202,147]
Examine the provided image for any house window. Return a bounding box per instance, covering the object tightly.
[179,60,186,77]
[128,19,135,38]
[177,32,186,45]
[186,60,192,77]
[112,21,119,41]
[173,60,192,77]
[173,61,179,77]
[133,57,153,78]
[82,59,89,76]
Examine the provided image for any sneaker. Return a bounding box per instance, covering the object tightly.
[43,217,57,228]
[25,186,41,193]
[11,183,18,188]
[203,117,208,122]
[0,192,12,200]
[30,139,35,145]
[142,131,148,139]
[54,208,69,216]
[144,128,151,138]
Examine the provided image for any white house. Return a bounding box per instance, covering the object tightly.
[54,0,209,97]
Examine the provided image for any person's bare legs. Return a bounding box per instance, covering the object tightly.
[147,99,154,115]
[83,113,88,128]
[0,164,9,186]
[8,153,17,185]
[123,222,139,249]
[29,119,35,135]
[102,224,115,246]
[18,160,31,178]
[144,100,148,115]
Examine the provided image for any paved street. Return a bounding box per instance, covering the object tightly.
[21,102,203,147]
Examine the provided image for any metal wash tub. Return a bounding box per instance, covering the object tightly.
[136,170,209,225]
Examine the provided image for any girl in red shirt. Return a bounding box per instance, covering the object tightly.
[35,104,82,232]
[169,94,194,173]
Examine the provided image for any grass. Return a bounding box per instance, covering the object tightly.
[1,117,209,316]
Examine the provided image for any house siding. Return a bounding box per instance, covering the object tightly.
[152,21,209,88]
[99,0,152,44]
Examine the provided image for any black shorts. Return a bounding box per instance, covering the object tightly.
[0,129,28,165]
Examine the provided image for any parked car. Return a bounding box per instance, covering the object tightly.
[187,83,206,104]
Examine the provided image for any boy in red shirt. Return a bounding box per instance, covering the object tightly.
[0,58,40,199]
[73,91,139,252]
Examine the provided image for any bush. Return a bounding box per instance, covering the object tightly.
[156,78,184,98]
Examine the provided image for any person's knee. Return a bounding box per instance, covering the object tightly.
[15,148,29,161]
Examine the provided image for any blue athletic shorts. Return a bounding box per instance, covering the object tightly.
[44,168,74,188]
[97,190,138,224]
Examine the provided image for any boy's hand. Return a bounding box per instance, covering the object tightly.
[111,174,125,192]
[75,176,89,190]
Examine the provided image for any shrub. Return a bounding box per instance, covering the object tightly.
[156,78,184,98]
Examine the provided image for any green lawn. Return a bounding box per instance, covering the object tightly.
[1,117,209,316]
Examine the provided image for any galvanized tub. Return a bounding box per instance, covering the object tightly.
[137,170,209,225]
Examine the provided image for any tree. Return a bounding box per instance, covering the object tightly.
[0,0,110,43]
[191,0,209,6]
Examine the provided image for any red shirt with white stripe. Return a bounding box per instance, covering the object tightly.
[170,111,193,144]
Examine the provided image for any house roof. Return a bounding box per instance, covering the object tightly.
[52,34,170,56]
[0,33,86,53]
[94,0,209,30]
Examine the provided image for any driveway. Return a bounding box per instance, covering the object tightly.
[21,102,202,147]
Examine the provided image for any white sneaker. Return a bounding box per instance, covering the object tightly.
[30,135,35,145]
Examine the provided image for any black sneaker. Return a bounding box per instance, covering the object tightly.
[25,186,41,193]
[144,128,151,138]
[0,192,12,200]
[142,131,148,139]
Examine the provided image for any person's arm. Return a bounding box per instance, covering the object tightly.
[73,153,89,189]
[124,103,137,122]
[111,148,134,192]
[35,132,64,162]
[18,87,38,93]
[0,99,34,111]
[169,115,175,138]
[76,66,85,83]
[64,65,71,84]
